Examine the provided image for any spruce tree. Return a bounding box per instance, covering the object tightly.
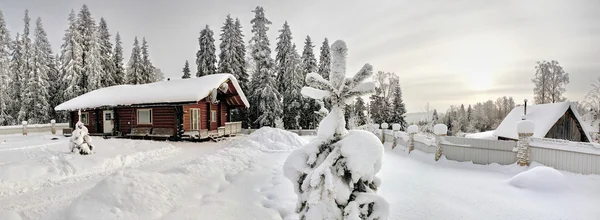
[98,18,115,87]
[432,109,439,123]
[112,32,125,85]
[48,53,64,121]
[275,21,293,96]
[77,4,96,93]
[354,96,367,126]
[9,32,24,122]
[23,17,52,123]
[140,37,154,83]
[299,35,319,129]
[249,6,281,127]
[218,15,235,74]
[196,25,216,77]
[60,9,84,101]
[281,44,303,129]
[84,26,103,91]
[17,10,33,122]
[0,9,13,125]
[390,79,407,129]
[317,38,331,79]
[182,60,191,79]
[126,37,143,84]
[233,18,249,93]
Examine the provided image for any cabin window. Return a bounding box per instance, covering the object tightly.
[80,112,89,125]
[191,108,200,130]
[211,110,217,122]
[137,109,152,124]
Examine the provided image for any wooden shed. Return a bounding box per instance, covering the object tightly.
[494,102,592,142]
[55,74,249,138]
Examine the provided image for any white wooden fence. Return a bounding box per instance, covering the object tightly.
[0,123,69,135]
[378,128,600,175]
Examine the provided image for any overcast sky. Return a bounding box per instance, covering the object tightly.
[2,0,599,112]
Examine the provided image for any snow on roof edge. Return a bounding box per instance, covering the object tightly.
[55,73,249,111]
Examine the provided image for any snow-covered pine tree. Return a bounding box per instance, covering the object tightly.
[0,9,13,125]
[112,32,125,85]
[354,96,367,126]
[60,9,84,101]
[98,18,115,87]
[77,4,96,94]
[248,6,282,127]
[275,21,293,96]
[233,18,249,93]
[9,32,23,122]
[218,15,235,74]
[126,37,143,84]
[317,38,331,80]
[48,53,64,122]
[182,60,191,79]
[281,43,303,129]
[152,67,164,82]
[140,37,154,83]
[432,109,439,123]
[17,10,34,123]
[390,78,407,129]
[84,26,104,92]
[299,35,320,129]
[284,40,388,220]
[196,25,216,77]
[22,17,52,124]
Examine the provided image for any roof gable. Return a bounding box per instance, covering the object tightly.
[55,74,249,111]
[493,102,591,141]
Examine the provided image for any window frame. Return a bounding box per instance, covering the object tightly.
[190,108,200,130]
[80,112,90,125]
[136,108,153,125]
[211,110,217,123]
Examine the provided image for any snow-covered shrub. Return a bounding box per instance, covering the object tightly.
[69,121,94,155]
[284,40,388,219]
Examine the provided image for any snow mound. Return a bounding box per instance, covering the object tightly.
[245,127,307,151]
[339,130,384,183]
[508,166,567,191]
[66,171,188,220]
[517,120,535,134]
[0,211,22,220]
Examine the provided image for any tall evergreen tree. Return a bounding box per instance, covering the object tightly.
[48,53,64,121]
[218,15,235,74]
[126,37,143,84]
[84,26,103,91]
[233,18,249,92]
[140,37,154,83]
[299,35,319,129]
[0,9,13,125]
[275,21,293,96]
[182,60,191,79]
[281,44,303,129]
[390,79,407,129]
[249,6,281,127]
[354,96,367,126]
[76,4,96,93]
[9,32,23,122]
[60,9,84,101]
[22,17,52,123]
[317,38,330,79]
[112,32,125,85]
[98,17,115,87]
[16,10,34,122]
[196,25,216,77]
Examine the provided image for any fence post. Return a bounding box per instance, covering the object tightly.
[22,121,28,136]
[407,125,418,153]
[517,120,534,166]
[392,124,401,149]
[51,119,56,134]
[434,124,448,161]
[380,123,388,143]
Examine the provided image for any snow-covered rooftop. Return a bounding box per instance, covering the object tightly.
[55,74,249,111]
[493,102,591,141]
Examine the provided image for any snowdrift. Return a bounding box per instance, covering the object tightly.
[64,127,305,220]
[508,166,567,191]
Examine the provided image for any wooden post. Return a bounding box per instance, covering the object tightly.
[51,119,56,134]
[407,125,418,153]
[22,121,28,136]
[434,124,448,161]
[380,123,388,143]
[392,124,401,149]
[517,120,534,166]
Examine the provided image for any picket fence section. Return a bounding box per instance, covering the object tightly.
[376,129,600,175]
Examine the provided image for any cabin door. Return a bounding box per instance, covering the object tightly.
[190,108,200,130]
[103,110,114,134]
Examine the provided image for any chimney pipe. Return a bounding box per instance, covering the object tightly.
[524,99,528,117]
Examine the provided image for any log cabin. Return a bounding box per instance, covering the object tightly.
[493,102,592,142]
[54,74,249,138]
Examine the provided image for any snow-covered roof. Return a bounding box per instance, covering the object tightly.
[493,102,591,141]
[55,74,249,111]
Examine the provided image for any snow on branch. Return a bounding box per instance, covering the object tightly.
[301,87,332,100]
[306,72,333,91]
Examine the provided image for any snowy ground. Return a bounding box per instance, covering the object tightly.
[1,129,599,219]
